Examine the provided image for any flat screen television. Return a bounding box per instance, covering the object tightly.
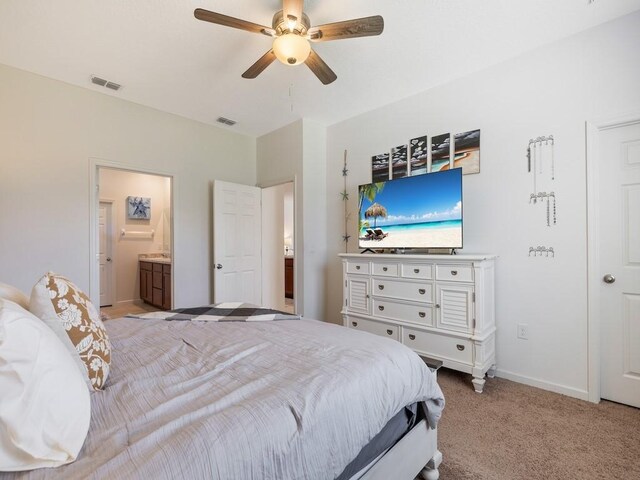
[358,168,463,250]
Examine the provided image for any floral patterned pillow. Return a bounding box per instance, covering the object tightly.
[30,273,111,391]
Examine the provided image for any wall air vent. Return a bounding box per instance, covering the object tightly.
[216,117,237,126]
[91,75,122,91]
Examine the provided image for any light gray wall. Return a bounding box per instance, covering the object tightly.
[325,12,640,399]
[256,119,327,320]
[0,63,256,307]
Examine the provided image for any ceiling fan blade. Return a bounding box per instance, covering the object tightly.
[194,9,274,36]
[242,50,277,79]
[305,50,337,85]
[308,15,384,42]
[283,0,304,22]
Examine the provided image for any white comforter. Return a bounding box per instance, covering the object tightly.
[3,317,444,480]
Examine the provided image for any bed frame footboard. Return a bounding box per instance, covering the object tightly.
[358,419,440,480]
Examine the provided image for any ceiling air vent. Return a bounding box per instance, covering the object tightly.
[90,75,122,91]
[91,76,107,87]
[216,117,237,126]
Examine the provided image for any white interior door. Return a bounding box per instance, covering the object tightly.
[213,181,262,305]
[99,202,113,307]
[261,184,286,310]
[598,121,640,408]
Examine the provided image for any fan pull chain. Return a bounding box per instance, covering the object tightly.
[289,83,294,112]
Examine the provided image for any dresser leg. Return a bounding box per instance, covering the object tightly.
[472,376,486,393]
[487,364,496,378]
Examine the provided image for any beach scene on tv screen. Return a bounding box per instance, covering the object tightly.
[359,169,462,249]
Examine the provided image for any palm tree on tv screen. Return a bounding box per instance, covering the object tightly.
[364,203,388,228]
[359,182,385,232]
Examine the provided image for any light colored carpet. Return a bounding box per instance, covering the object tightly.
[435,368,640,479]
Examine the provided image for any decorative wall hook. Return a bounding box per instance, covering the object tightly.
[528,246,555,257]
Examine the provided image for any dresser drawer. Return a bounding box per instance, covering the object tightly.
[372,262,398,277]
[403,328,473,365]
[435,265,473,283]
[373,278,433,304]
[372,298,433,326]
[348,317,399,341]
[346,261,370,275]
[401,263,433,280]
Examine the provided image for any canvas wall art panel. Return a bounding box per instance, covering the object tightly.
[409,136,428,176]
[127,196,151,220]
[431,133,451,172]
[391,145,408,179]
[371,153,390,182]
[454,129,480,174]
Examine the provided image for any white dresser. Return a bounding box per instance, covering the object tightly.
[340,253,496,393]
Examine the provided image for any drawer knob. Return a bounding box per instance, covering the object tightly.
[451,270,458,276]
[419,312,426,318]
[356,265,361,270]
[435,304,441,309]
[456,344,465,351]
[414,268,420,273]
[378,285,385,290]
[378,305,385,311]
[352,321,358,327]
[383,266,388,272]
[366,294,370,299]
[409,334,416,340]
[418,288,425,295]
[386,329,393,335]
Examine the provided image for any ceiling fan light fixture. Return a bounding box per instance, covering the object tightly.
[273,33,310,66]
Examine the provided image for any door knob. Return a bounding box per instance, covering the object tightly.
[603,274,615,284]
[215,264,223,270]
[106,257,112,262]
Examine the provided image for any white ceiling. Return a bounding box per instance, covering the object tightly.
[0,0,639,137]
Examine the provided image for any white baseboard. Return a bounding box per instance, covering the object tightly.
[495,368,590,402]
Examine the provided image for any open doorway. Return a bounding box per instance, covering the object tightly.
[261,182,295,313]
[96,167,173,319]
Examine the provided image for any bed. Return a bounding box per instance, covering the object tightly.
[1,304,444,480]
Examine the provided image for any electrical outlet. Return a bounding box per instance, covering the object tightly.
[517,324,529,340]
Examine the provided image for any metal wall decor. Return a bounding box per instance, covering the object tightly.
[342,150,351,252]
[529,191,557,227]
[527,135,557,225]
[527,135,557,257]
[528,246,555,257]
[527,135,555,200]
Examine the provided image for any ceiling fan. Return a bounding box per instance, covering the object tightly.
[194,0,384,85]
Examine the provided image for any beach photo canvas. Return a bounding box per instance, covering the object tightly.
[431,133,451,172]
[409,136,428,176]
[358,168,463,249]
[391,145,408,179]
[371,153,390,182]
[454,129,480,174]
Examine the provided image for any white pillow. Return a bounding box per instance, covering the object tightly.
[0,283,29,310]
[0,299,91,471]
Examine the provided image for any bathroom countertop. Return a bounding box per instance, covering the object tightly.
[139,254,172,265]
